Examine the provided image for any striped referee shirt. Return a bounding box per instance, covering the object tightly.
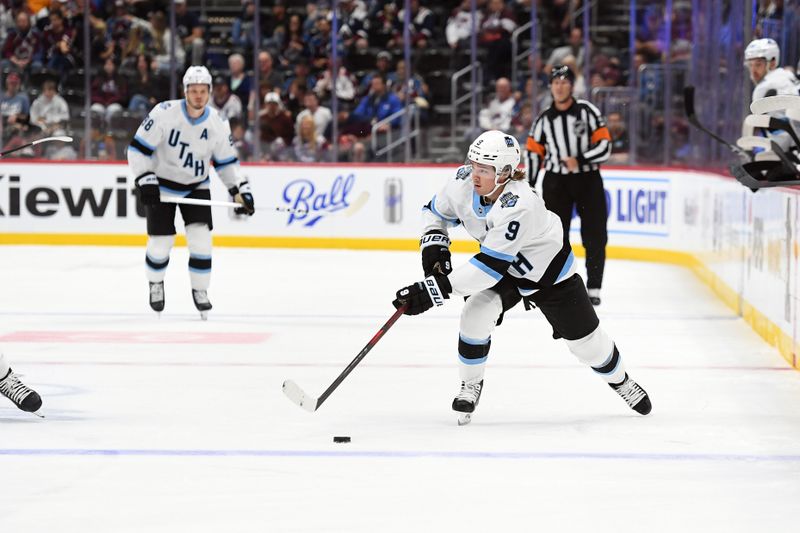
[525,98,612,182]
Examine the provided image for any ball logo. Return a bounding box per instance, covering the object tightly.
[283,173,356,227]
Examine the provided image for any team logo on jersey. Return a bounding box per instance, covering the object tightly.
[504,136,514,147]
[456,165,472,180]
[159,102,171,110]
[499,192,518,208]
[574,120,587,136]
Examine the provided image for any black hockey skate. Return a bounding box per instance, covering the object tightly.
[0,368,42,413]
[149,281,165,313]
[610,374,651,415]
[452,379,483,426]
[192,289,212,320]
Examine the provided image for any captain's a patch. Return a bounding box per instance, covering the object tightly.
[499,192,519,208]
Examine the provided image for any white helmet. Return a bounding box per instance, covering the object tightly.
[744,38,780,67]
[466,130,521,178]
[183,65,212,94]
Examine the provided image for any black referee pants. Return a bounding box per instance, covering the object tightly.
[542,170,607,290]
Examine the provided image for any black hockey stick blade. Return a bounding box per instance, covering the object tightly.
[683,85,749,157]
[282,303,408,413]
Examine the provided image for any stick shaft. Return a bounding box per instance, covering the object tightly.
[160,195,306,214]
[315,304,408,409]
[0,136,73,157]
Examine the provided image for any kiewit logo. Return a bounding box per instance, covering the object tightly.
[0,175,144,218]
[283,173,356,227]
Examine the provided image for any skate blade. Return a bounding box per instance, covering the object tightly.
[457,413,472,426]
[29,410,45,419]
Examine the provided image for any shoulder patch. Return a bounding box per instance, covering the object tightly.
[455,165,472,181]
[499,192,519,208]
[159,102,172,110]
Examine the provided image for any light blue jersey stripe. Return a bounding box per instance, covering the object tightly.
[469,257,503,281]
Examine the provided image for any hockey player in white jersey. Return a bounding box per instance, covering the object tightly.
[0,352,42,414]
[128,66,255,319]
[744,38,800,150]
[392,130,651,424]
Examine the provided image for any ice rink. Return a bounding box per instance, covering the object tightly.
[1,245,799,532]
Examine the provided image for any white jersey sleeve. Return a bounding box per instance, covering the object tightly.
[448,189,532,296]
[127,103,167,179]
[210,117,240,190]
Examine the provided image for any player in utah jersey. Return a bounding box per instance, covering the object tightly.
[127,66,255,319]
[392,130,651,424]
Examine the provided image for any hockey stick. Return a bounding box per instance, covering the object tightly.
[0,135,73,158]
[743,114,800,148]
[282,303,408,412]
[683,86,749,157]
[750,94,800,115]
[160,190,370,217]
[730,139,800,190]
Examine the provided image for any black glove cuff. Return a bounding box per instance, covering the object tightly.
[228,185,240,196]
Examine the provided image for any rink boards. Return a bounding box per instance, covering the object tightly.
[0,161,797,369]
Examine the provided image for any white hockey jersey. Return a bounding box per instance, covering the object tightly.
[422,165,576,297]
[751,69,800,151]
[127,99,241,195]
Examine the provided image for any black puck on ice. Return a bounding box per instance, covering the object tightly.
[333,436,351,443]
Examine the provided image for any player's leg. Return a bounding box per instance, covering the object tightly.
[454,278,521,423]
[144,202,178,313]
[179,190,214,318]
[541,171,576,246]
[530,274,651,414]
[574,170,608,304]
[0,352,42,413]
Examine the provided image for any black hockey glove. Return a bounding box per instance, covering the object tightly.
[420,231,452,276]
[229,181,255,216]
[135,172,160,206]
[392,274,452,316]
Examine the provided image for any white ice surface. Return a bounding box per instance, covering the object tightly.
[1,246,799,532]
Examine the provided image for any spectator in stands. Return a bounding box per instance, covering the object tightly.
[226,53,251,121]
[478,77,515,132]
[398,0,436,49]
[302,2,322,42]
[370,1,401,49]
[80,119,117,161]
[41,8,76,78]
[1,10,42,75]
[337,133,367,162]
[263,0,289,52]
[345,74,403,138]
[278,14,307,70]
[65,0,112,67]
[258,91,293,161]
[295,91,332,140]
[561,55,586,98]
[511,101,533,145]
[174,0,203,66]
[292,114,332,163]
[284,77,308,118]
[607,111,629,162]
[149,10,185,74]
[231,0,257,49]
[210,76,243,122]
[104,0,144,65]
[283,58,317,94]
[257,50,285,93]
[90,57,126,126]
[479,0,516,82]
[309,15,343,71]
[337,0,369,53]
[313,63,357,110]
[30,79,73,157]
[544,27,585,73]
[636,5,665,63]
[446,0,482,51]
[229,117,253,162]
[1,71,30,143]
[358,51,393,97]
[127,53,162,113]
[388,59,430,122]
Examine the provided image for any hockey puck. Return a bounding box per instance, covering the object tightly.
[333,436,351,443]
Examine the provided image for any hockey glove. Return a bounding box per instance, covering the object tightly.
[229,181,255,216]
[420,231,452,276]
[135,172,160,206]
[393,274,452,316]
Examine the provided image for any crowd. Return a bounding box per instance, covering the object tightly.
[0,0,792,162]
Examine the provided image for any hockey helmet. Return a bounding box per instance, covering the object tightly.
[744,38,780,67]
[183,65,213,93]
[466,130,521,178]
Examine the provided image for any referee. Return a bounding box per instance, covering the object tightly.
[525,65,612,305]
